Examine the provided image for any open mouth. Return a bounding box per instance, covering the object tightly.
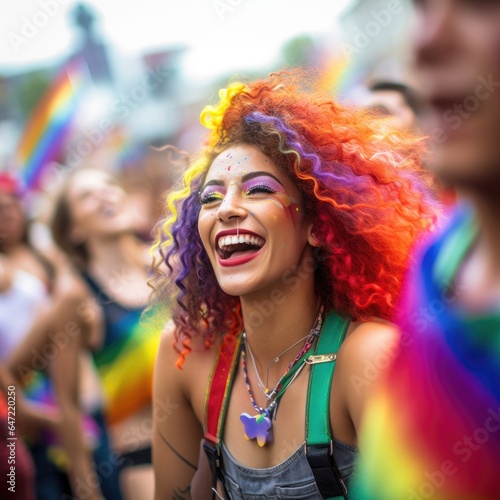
[217,234,265,261]
[99,202,120,217]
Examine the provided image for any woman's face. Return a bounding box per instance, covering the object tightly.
[197,144,315,298]
[66,169,134,244]
[0,193,25,247]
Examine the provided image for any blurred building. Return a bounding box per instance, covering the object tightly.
[72,3,112,83]
[0,0,420,176]
[337,0,416,94]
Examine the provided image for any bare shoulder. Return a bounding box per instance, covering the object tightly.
[153,321,217,497]
[339,318,399,365]
[157,321,219,371]
[155,321,220,418]
[334,318,400,434]
[54,269,90,303]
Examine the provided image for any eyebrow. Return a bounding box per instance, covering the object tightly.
[201,170,285,190]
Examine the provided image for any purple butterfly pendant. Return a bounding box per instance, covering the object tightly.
[240,412,273,447]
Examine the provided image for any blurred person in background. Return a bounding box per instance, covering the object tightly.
[0,360,44,500]
[0,173,109,499]
[354,1,500,499]
[150,72,440,499]
[363,80,423,132]
[51,167,160,500]
[363,79,458,207]
[117,147,184,244]
[0,257,48,500]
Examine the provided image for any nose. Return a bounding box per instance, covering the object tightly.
[215,189,248,223]
[95,184,118,201]
[413,1,457,70]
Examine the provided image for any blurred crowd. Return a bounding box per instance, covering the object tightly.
[0,73,425,500]
[1,1,500,499]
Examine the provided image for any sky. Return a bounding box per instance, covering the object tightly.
[0,0,353,76]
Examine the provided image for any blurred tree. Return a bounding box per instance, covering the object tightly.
[15,71,51,120]
[0,76,7,117]
[281,35,317,68]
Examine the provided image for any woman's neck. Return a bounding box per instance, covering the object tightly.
[87,232,145,275]
[240,280,321,376]
[458,189,500,306]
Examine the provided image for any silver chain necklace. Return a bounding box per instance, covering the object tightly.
[245,332,310,398]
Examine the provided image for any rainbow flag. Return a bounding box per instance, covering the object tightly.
[354,206,500,500]
[91,305,161,426]
[16,58,85,190]
[314,43,367,99]
[315,55,353,96]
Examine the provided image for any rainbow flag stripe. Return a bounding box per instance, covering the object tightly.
[354,205,500,500]
[16,58,84,189]
[315,54,360,97]
[92,308,160,426]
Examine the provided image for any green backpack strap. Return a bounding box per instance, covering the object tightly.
[305,311,350,499]
[433,211,476,289]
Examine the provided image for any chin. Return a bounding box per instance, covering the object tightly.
[428,143,498,189]
[216,273,275,300]
[217,280,254,298]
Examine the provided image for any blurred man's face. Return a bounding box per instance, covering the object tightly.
[365,89,417,132]
[413,0,500,189]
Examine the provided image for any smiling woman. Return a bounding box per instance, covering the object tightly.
[50,168,160,500]
[197,145,311,296]
[149,72,441,500]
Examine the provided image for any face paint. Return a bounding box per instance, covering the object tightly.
[200,173,298,211]
[199,185,226,206]
[197,144,313,299]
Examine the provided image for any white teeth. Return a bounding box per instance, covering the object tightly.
[217,234,265,250]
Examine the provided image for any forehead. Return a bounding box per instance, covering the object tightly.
[206,144,284,182]
[68,170,115,192]
[0,192,18,204]
[0,192,22,210]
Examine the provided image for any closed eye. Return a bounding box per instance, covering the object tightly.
[199,191,224,205]
[245,184,276,196]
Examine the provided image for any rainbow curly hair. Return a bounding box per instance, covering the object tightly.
[149,72,440,367]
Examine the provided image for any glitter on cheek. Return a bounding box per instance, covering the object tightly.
[285,202,301,224]
[259,198,285,211]
[275,192,293,208]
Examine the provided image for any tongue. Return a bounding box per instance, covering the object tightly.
[228,248,259,259]
[223,243,261,260]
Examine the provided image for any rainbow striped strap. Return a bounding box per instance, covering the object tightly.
[305,311,350,499]
[203,334,242,445]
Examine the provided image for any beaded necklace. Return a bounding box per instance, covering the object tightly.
[239,305,324,447]
[246,332,310,398]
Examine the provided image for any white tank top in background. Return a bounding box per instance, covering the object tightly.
[0,269,49,360]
